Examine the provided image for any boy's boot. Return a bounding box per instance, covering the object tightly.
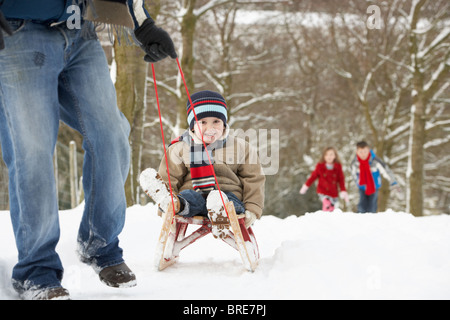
[139,168,180,215]
[206,190,230,239]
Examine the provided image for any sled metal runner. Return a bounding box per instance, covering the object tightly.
[156,202,260,272]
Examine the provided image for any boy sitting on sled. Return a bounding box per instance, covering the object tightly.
[140,90,265,238]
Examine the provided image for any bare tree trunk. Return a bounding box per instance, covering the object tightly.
[406,71,426,216]
[114,42,147,206]
[69,141,79,208]
[406,0,428,216]
[177,0,198,131]
[113,2,162,206]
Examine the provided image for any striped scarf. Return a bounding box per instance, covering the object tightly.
[170,130,226,194]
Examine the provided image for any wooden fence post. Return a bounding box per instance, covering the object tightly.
[69,141,79,208]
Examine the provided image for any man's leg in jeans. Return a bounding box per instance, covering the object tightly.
[0,21,65,292]
[56,24,131,270]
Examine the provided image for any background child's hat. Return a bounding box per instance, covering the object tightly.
[186,90,228,130]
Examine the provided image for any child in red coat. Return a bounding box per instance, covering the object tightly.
[299,147,349,211]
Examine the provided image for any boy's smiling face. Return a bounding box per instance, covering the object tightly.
[192,117,225,144]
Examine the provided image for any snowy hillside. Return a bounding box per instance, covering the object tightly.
[1,204,449,300]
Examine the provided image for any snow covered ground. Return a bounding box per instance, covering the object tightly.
[1,204,449,300]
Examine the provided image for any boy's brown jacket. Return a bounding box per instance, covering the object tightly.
[158,129,265,218]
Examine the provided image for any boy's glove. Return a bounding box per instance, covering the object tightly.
[0,10,13,50]
[134,17,177,63]
[299,184,308,194]
[244,210,257,229]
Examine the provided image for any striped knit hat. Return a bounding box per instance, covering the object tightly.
[187,90,228,130]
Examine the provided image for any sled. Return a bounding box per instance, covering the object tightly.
[155,201,260,272]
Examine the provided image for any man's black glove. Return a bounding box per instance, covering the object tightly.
[0,10,13,50]
[134,18,177,63]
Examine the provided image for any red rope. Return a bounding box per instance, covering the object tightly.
[151,63,177,222]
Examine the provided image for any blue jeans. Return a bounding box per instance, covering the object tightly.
[0,20,130,291]
[357,189,379,213]
[178,190,245,217]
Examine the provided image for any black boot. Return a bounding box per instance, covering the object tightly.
[99,263,137,288]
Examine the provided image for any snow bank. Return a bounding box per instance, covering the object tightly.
[1,205,449,300]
